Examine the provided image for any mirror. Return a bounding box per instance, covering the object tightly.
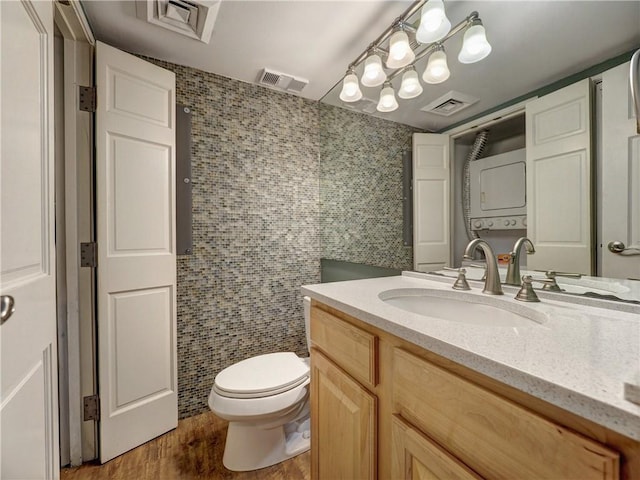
[319,2,640,303]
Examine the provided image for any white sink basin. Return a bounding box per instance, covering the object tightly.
[379,288,546,327]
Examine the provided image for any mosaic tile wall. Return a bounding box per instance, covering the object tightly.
[142,57,321,418]
[320,104,419,271]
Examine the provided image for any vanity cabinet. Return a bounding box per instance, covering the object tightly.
[309,300,636,480]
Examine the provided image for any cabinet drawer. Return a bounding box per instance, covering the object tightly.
[393,348,620,480]
[310,306,377,388]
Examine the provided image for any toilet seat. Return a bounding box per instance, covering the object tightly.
[214,352,309,399]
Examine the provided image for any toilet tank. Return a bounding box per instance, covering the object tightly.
[303,296,311,353]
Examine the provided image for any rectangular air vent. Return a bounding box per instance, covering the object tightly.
[136,0,220,43]
[420,91,479,117]
[433,99,465,114]
[257,69,308,94]
[261,71,282,87]
[287,78,308,93]
[164,1,195,26]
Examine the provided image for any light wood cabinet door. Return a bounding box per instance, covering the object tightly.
[392,415,483,480]
[393,348,620,480]
[311,349,376,480]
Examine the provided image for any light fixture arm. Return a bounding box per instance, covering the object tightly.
[400,22,417,34]
[347,0,427,70]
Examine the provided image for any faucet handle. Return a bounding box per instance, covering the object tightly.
[443,267,471,291]
[515,275,556,302]
[534,270,582,291]
[536,270,583,279]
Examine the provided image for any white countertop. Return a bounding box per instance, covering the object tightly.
[302,272,640,441]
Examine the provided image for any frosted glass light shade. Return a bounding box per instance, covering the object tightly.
[458,21,492,64]
[339,73,362,102]
[361,54,387,87]
[416,0,451,44]
[422,48,450,84]
[386,31,415,69]
[398,69,423,99]
[377,84,399,112]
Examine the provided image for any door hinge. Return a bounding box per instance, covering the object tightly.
[83,395,100,421]
[80,242,97,267]
[78,85,96,112]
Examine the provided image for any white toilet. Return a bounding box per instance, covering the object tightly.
[208,297,312,471]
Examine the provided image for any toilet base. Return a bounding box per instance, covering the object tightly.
[222,416,310,471]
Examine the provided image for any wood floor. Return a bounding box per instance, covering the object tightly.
[60,412,310,480]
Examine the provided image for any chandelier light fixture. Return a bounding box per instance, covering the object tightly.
[386,29,415,69]
[416,0,451,44]
[361,53,387,87]
[398,68,423,99]
[377,82,399,112]
[339,68,363,102]
[458,18,492,64]
[422,44,450,84]
[338,0,491,114]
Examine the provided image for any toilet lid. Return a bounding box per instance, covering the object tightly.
[214,352,309,398]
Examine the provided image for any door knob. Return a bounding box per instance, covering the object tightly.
[608,240,640,255]
[1,295,15,324]
[608,240,626,253]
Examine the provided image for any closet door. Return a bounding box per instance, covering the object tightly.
[1,2,59,478]
[413,133,450,272]
[96,41,177,462]
[525,79,593,274]
[600,62,640,278]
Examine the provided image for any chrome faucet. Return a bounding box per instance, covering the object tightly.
[463,239,503,295]
[505,237,535,286]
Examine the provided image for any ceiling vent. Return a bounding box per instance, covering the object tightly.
[420,91,479,117]
[257,69,309,94]
[136,0,221,44]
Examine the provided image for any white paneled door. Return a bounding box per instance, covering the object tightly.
[1,1,59,479]
[413,133,450,272]
[525,79,593,275]
[96,42,177,463]
[600,62,640,279]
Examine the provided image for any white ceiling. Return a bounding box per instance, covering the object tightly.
[81,1,640,131]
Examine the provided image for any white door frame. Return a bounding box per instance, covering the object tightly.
[53,0,96,466]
